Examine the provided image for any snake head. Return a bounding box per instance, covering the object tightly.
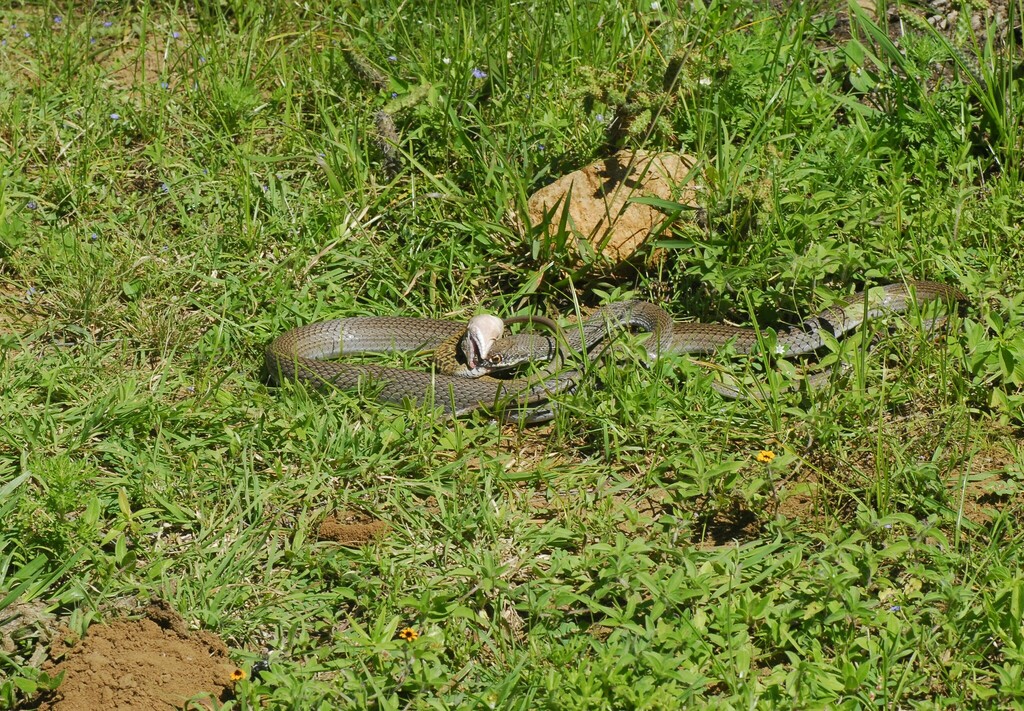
[460,314,505,374]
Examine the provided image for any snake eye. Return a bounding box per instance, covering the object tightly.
[487,354,503,366]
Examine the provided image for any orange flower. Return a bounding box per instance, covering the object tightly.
[756,449,776,464]
[398,627,419,642]
[230,668,246,681]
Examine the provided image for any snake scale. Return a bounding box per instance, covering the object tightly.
[265,280,966,421]
[264,316,576,420]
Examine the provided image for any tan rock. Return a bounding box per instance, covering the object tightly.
[526,149,700,263]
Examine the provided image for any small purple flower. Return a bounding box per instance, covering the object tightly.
[390,92,398,98]
[595,113,605,123]
[1,39,6,47]
[54,16,62,24]
[199,56,206,64]
[26,201,38,210]
[25,286,38,300]
[110,112,120,120]
[89,37,95,45]
[889,605,901,612]
[261,184,268,193]
[23,31,30,38]
[103,21,113,28]
[160,81,169,89]
[534,143,545,152]
[471,67,487,79]
[387,54,397,62]
[90,233,99,241]
[160,183,169,193]
[172,31,180,39]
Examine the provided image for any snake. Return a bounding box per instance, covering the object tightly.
[264,314,576,421]
[265,280,966,421]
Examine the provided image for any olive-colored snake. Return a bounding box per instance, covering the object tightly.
[264,314,576,420]
[265,280,966,421]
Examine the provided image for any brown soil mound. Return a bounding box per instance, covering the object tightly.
[37,602,240,710]
[526,149,700,263]
[318,511,389,545]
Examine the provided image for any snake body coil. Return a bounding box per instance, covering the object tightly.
[486,281,967,364]
[264,317,572,420]
[265,280,966,420]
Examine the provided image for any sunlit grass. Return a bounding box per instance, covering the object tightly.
[1,0,1023,706]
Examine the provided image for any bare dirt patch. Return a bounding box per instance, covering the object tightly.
[37,601,240,711]
[950,444,1021,525]
[526,149,700,263]
[318,511,390,545]
[693,504,760,548]
[100,39,172,91]
[775,478,821,523]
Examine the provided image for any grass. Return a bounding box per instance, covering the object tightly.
[2,0,1024,707]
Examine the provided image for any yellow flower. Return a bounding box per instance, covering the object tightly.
[756,449,776,464]
[230,668,246,682]
[398,627,419,642]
